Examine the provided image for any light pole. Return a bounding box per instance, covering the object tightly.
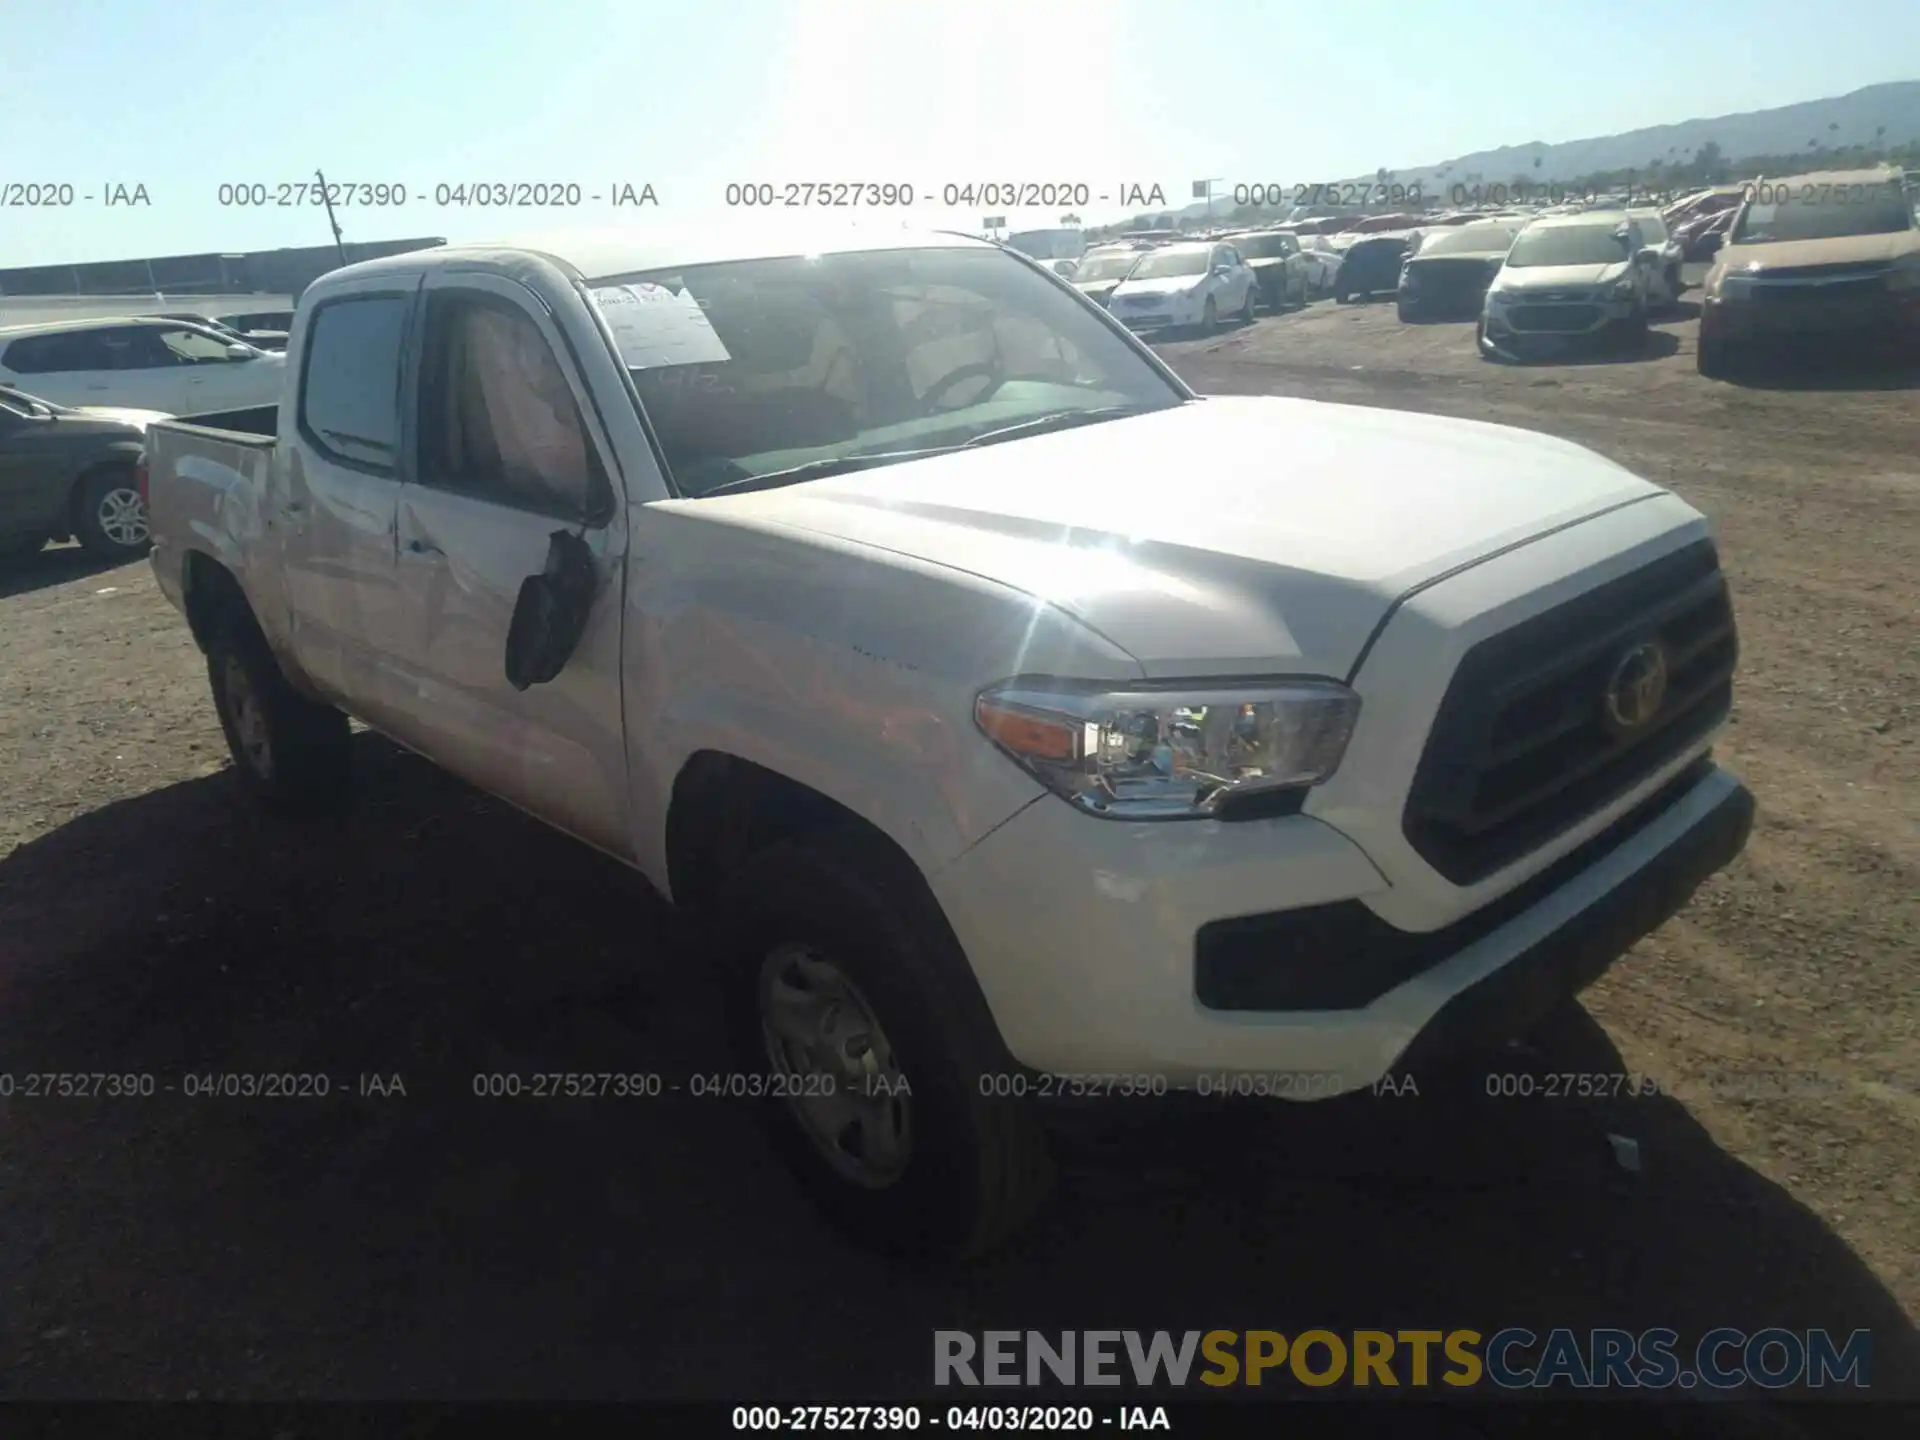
[1192,178,1225,227]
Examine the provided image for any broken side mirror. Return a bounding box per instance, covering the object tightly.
[504,529,598,691]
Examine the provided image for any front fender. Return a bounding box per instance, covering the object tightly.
[629,649,1047,901]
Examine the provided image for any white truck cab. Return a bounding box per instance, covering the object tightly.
[146,223,1753,1259]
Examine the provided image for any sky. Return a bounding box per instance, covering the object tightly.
[4,0,1918,269]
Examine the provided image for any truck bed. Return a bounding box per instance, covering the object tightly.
[164,403,278,443]
[146,409,282,618]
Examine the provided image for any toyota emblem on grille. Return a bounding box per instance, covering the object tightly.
[1604,640,1669,733]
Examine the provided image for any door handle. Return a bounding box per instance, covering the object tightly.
[403,537,445,559]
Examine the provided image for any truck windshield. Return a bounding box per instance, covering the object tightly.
[588,245,1186,497]
[1730,185,1914,244]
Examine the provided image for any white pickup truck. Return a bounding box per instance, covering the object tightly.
[146,223,1753,1259]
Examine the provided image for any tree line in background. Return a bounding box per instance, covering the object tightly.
[1083,130,1920,239]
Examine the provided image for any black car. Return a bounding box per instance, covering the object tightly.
[1334,234,1411,302]
[0,386,152,560]
[1397,222,1519,320]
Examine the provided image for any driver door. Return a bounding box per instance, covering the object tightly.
[149,324,265,413]
[387,272,634,858]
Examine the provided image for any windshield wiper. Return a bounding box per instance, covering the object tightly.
[689,403,1172,499]
[692,446,962,499]
[957,402,1167,451]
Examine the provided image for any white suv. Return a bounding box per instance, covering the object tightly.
[0,316,285,414]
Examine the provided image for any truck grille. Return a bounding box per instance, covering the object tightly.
[1509,303,1601,332]
[1402,540,1737,885]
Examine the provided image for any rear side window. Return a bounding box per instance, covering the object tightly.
[299,295,409,471]
[4,329,114,374]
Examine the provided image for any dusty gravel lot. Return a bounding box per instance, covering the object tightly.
[0,293,1914,1423]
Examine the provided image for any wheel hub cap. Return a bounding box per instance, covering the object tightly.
[97,487,149,547]
[223,655,274,780]
[758,944,912,1188]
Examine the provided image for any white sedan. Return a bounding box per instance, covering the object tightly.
[1105,241,1257,334]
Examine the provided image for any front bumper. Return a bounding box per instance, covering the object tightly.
[932,756,1749,1095]
[1114,303,1200,332]
[1701,291,1920,351]
[1480,293,1639,358]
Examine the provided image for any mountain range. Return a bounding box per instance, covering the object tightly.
[1142,80,1920,225]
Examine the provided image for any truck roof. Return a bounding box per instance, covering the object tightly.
[319,224,1003,288]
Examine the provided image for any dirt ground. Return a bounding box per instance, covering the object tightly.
[1,292,1915,1424]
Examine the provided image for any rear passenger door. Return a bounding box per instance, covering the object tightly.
[277,278,419,720]
[387,272,633,858]
[149,324,271,413]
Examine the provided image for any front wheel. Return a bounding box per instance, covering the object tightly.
[1697,332,1732,379]
[1240,286,1257,324]
[716,828,1054,1261]
[1200,296,1218,334]
[73,465,149,559]
[206,611,353,810]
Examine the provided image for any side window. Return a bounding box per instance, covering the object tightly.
[5,330,115,374]
[2,335,56,373]
[299,294,409,472]
[97,327,176,370]
[417,291,608,521]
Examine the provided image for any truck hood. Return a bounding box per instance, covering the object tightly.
[717,396,1664,678]
[1718,229,1920,271]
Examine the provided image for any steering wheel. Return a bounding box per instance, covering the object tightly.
[919,359,1005,413]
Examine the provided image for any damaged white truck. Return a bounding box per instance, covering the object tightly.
[144,224,1753,1259]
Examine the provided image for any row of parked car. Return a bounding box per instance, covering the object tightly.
[1055,163,1918,374]
[0,308,295,561]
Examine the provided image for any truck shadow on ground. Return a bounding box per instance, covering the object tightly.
[1718,354,1920,394]
[1,734,1914,1420]
[0,542,131,601]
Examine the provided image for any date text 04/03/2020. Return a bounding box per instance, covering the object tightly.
[729,1405,1172,1431]
[211,181,658,208]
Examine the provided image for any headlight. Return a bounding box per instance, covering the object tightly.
[974,680,1361,819]
[1485,287,1515,306]
[1609,277,1638,298]
[1715,274,1756,300]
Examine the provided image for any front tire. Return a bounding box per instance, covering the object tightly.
[73,465,149,559]
[206,609,352,810]
[1200,296,1218,334]
[1240,286,1257,324]
[716,828,1054,1262]
[1697,332,1732,379]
